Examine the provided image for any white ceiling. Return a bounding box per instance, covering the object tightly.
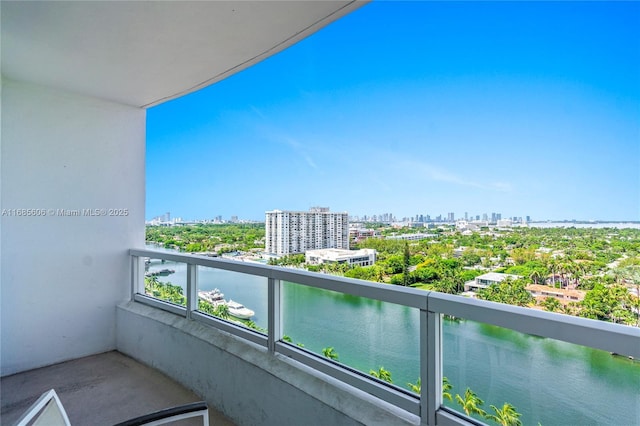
[1,1,364,108]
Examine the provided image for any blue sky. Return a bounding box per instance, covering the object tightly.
[147,1,639,222]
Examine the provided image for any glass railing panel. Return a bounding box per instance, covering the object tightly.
[281,281,420,392]
[441,316,640,425]
[196,266,268,334]
[143,257,187,306]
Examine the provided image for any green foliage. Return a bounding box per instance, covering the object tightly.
[459,269,483,282]
[146,223,265,252]
[385,254,405,274]
[579,283,636,324]
[145,276,185,305]
[269,254,305,266]
[477,278,533,307]
[541,296,562,313]
[344,265,384,282]
[322,347,339,361]
[442,376,453,401]
[461,251,482,266]
[407,377,421,394]
[486,403,523,426]
[455,388,487,418]
[369,366,392,383]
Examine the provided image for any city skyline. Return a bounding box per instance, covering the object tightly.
[146,1,639,222]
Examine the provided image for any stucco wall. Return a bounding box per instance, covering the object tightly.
[0,78,145,376]
[116,302,419,426]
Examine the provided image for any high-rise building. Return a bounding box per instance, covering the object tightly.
[265,207,349,256]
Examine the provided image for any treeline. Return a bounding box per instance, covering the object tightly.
[146,223,264,253]
[146,223,640,326]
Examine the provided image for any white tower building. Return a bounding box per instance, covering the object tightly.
[265,207,349,256]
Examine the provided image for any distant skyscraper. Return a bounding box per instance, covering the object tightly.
[265,207,349,256]
[465,212,468,221]
[447,212,455,221]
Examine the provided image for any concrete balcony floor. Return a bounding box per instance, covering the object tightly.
[0,351,235,425]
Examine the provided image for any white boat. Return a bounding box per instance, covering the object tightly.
[227,300,255,319]
[198,288,225,306]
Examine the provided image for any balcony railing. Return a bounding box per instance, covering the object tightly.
[130,249,640,425]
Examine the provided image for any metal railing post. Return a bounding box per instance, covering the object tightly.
[268,277,281,353]
[186,263,198,320]
[423,308,442,426]
[131,255,145,300]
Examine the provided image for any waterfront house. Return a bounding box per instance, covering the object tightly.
[526,284,586,304]
[463,272,522,292]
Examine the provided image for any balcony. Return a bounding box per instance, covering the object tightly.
[115,249,637,425]
[2,248,638,425]
[2,2,639,425]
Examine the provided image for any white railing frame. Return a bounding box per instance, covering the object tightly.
[130,248,640,426]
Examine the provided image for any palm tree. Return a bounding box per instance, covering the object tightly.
[542,296,562,313]
[322,347,339,361]
[486,403,522,426]
[455,388,487,418]
[529,270,541,286]
[442,376,453,401]
[407,378,421,394]
[370,366,392,383]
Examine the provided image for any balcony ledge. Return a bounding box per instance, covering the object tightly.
[116,301,419,426]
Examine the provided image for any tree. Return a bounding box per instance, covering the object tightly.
[529,270,542,285]
[455,388,487,418]
[477,278,533,307]
[322,347,339,361]
[442,376,453,401]
[407,378,421,394]
[541,296,562,313]
[486,403,523,426]
[214,303,230,319]
[370,366,392,383]
[402,242,411,286]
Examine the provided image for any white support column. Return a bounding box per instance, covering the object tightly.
[186,264,198,320]
[268,277,282,353]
